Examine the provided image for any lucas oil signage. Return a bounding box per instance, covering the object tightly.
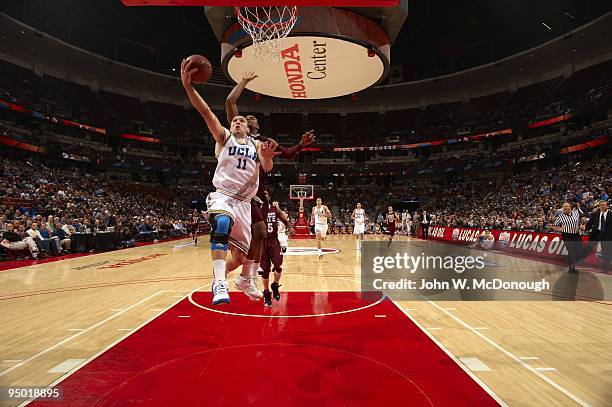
[427,226,602,267]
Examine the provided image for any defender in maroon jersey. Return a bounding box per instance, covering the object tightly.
[386,206,400,247]
[225,71,314,293]
[189,209,200,246]
[259,190,291,307]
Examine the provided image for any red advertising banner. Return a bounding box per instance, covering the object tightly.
[527,113,573,129]
[559,135,608,154]
[122,133,161,143]
[0,99,106,135]
[0,135,46,153]
[426,226,601,268]
[333,128,512,152]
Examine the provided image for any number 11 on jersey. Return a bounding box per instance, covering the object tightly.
[236,158,247,170]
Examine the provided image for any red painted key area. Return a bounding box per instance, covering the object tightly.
[32,292,498,406]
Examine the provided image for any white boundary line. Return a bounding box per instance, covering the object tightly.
[19,289,195,407]
[188,286,384,318]
[391,301,508,406]
[1,290,165,377]
[283,247,341,256]
[428,301,591,406]
[173,242,195,249]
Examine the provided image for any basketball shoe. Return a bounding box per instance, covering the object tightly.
[234,275,263,300]
[212,280,230,305]
[263,290,272,307]
[271,282,281,301]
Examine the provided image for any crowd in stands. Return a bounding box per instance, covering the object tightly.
[0,156,198,260]
[425,155,610,232]
[1,56,611,261]
[2,57,612,153]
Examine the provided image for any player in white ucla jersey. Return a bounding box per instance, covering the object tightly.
[181,58,279,305]
[310,198,331,259]
[351,203,367,250]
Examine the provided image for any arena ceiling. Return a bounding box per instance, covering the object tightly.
[2,0,611,85]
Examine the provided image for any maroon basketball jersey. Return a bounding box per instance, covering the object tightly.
[386,213,396,225]
[263,205,281,239]
[253,135,268,201]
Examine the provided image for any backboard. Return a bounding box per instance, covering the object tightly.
[289,184,314,200]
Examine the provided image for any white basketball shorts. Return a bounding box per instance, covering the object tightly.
[314,223,328,238]
[353,223,365,235]
[206,191,251,254]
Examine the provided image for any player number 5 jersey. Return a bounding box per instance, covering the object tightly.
[213,129,260,200]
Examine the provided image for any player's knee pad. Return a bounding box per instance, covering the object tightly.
[210,214,233,251]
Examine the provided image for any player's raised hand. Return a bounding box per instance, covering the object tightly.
[266,138,280,152]
[260,140,282,159]
[300,130,315,146]
[242,71,258,83]
[180,58,198,88]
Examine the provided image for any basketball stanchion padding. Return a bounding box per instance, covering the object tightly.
[290,185,314,237]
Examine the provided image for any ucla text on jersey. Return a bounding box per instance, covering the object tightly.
[228,145,258,162]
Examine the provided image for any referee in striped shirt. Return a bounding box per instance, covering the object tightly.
[554,202,586,273]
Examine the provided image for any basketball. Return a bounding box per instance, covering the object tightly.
[186,54,212,84]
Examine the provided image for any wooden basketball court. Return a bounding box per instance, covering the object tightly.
[0,235,610,406]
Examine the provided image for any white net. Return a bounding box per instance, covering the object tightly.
[234,6,298,62]
[290,185,314,200]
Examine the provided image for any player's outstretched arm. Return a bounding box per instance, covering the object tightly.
[257,140,281,172]
[225,71,258,124]
[273,130,316,159]
[181,58,225,145]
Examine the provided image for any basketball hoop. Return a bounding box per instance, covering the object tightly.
[289,184,314,211]
[234,5,298,61]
